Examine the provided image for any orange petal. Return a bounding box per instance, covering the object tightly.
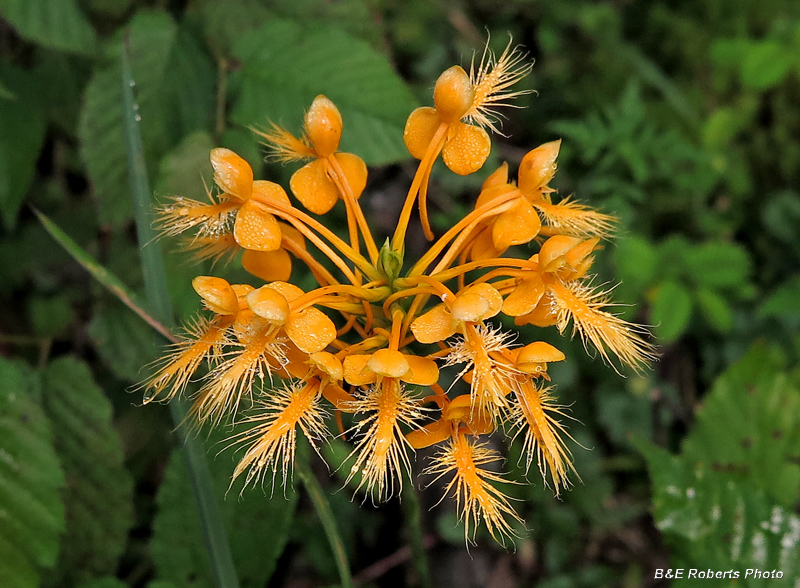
[469,226,504,261]
[481,162,509,191]
[406,418,452,449]
[210,148,252,200]
[502,275,545,317]
[433,65,474,123]
[514,292,559,328]
[492,198,542,251]
[403,106,441,160]
[334,152,368,199]
[403,355,439,386]
[452,283,503,322]
[442,122,491,176]
[309,351,343,382]
[322,383,357,411]
[246,286,290,324]
[516,341,565,375]
[251,180,291,207]
[518,140,561,194]
[279,222,306,251]
[241,248,292,282]
[285,307,336,353]
[367,348,410,379]
[265,281,304,302]
[343,354,377,386]
[192,276,238,315]
[304,95,342,158]
[539,235,582,272]
[289,159,339,215]
[233,200,282,251]
[410,304,458,344]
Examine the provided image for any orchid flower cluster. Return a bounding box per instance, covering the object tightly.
[143,43,654,544]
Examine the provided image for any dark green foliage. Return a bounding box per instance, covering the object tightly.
[40,357,134,586]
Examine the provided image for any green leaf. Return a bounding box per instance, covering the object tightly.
[28,295,74,337]
[0,358,65,588]
[79,12,215,227]
[151,429,297,588]
[640,444,800,583]
[231,19,418,165]
[88,302,159,381]
[758,275,800,326]
[695,288,733,332]
[681,344,800,508]
[612,235,657,295]
[650,280,692,343]
[0,0,96,54]
[78,578,128,588]
[683,241,751,289]
[740,40,792,90]
[0,94,47,229]
[155,131,215,200]
[40,357,134,586]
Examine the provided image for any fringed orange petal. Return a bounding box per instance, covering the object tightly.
[289,159,339,215]
[442,122,491,176]
[403,106,441,160]
[233,199,282,251]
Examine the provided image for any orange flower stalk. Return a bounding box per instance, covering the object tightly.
[142,39,654,546]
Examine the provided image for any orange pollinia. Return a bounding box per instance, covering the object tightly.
[144,40,654,546]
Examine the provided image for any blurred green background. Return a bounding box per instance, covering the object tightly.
[1,0,800,587]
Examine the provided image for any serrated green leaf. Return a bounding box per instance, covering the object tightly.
[40,357,134,586]
[79,12,215,227]
[231,19,418,165]
[0,0,96,54]
[0,94,47,229]
[740,40,792,91]
[684,241,751,289]
[0,358,65,588]
[695,288,733,332]
[151,427,297,588]
[640,444,800,584]
[681,345,800,508]
[650,280,692,343]
[88,302,159,381]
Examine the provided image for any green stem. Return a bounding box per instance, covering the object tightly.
[401,478,431,588]
[295,441,353,588]
[122,33,240,588]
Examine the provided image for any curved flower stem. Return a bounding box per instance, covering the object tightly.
[392,123,449,252]
[295,440,353,588]
[407,189,520,277]
[326,154,380,264]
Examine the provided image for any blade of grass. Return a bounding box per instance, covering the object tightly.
[296,439,353,588]
[121,31,240,588]
[34,208,175,342]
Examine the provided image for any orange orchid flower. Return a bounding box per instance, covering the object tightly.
[142,40,654,547]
